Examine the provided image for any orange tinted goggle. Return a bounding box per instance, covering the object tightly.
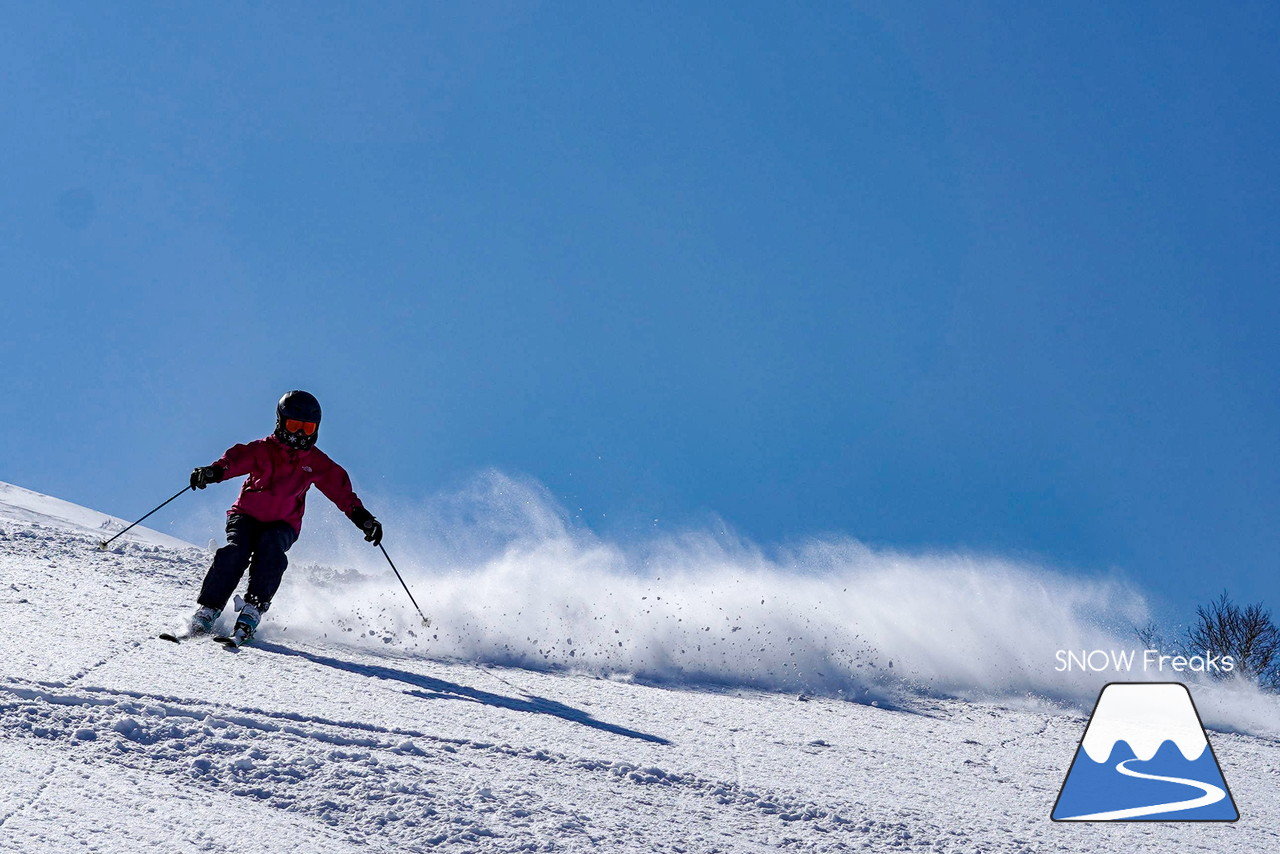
[285,419,318,436]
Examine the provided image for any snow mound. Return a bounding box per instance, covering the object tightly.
[0,480,194,550]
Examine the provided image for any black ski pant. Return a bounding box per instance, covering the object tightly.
[197,514,298,613]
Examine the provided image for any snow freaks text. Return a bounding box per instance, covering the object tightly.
[1054,649,1236,675]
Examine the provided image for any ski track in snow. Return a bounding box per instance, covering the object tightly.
[2,510,1279,852]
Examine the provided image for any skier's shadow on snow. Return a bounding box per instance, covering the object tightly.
[255,642,671,745]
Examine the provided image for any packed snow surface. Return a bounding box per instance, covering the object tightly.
[2,478,1278,852]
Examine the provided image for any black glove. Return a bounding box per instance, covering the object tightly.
[350,506,383,546]
[190,465,225,490]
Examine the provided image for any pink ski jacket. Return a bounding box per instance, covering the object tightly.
[212,435,365,534]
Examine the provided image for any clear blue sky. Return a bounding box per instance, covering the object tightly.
[3,2,1278,621]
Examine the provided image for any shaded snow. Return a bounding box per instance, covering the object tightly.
[2,483,1279,851]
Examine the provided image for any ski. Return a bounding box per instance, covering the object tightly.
[213,631,250,649]
[159,629,246,648]
[159,630,214,644]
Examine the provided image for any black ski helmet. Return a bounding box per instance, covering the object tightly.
[275,390,322,450]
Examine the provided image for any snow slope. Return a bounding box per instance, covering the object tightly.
[2,482,1278,852]
[0,480,191,550]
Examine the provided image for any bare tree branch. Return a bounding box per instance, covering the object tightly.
[1185,591,1280,689]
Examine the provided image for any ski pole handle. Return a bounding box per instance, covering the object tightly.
[98,485,190,550]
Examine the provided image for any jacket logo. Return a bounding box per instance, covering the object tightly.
[302,466,313,473]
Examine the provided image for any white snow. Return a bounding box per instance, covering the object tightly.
[1081,683,1210,762]
[0,480,191,550]
[2,479,1279,852]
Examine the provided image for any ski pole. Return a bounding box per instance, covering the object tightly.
[378,542,432,627]
[97,485,190,550]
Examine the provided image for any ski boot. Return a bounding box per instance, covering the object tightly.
[190,606,221,636]
[228,600,262,646]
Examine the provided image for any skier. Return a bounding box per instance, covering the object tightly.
[185,390,382,643]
